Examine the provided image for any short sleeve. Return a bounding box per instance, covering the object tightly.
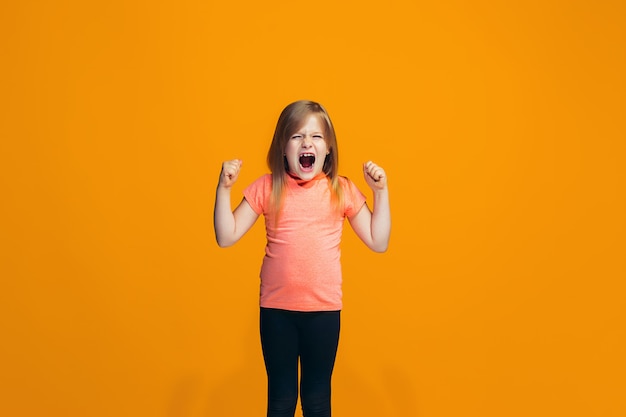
[341,176,367,217]
[243,174,271,215]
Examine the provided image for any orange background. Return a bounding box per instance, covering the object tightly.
[1,1,625,416]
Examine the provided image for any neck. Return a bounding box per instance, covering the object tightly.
[287,171,327,185]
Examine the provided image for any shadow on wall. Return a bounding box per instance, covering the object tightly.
[166,316,266,417]
[334,363,420,416]
[382,366,420,417]
[167,373,209,417]
[203,346,266,417]
[164,317,419,416]
[334,363,386,416]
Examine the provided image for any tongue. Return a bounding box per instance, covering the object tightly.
[300,155,315,168]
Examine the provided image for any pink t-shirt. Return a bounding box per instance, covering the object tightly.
[243,174,366,311]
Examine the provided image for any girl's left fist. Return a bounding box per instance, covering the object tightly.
[363,161,387,190]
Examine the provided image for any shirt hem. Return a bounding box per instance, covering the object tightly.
[260,301,343,312]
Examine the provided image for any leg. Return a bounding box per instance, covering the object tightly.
[299,311,340,417]
[260,308,299,417]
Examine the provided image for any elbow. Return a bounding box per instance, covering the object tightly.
[370,241,389,253]
[372,245,388,253]
[214,227,240,248]
[215,236,236,248]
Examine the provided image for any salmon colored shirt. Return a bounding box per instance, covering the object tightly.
[243,173,366,311]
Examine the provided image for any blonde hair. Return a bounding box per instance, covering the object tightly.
[267,100,343,216]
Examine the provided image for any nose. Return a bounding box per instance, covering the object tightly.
[302,135,313,147]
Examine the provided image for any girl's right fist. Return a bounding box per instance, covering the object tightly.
[219,159,242,188]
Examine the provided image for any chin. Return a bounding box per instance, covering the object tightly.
[291,168,318,181]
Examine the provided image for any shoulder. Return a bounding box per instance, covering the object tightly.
[243,173,272,213]
[246,173,272,189]
[338,175,359,191]
[337,175,366,212]
[256,173,272,183]
[243,173,272,198]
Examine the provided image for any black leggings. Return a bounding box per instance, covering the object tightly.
[260,307,341,417]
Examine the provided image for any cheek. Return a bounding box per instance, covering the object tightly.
[284,142,296,157]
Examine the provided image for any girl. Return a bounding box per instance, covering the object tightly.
[214,100,390,417]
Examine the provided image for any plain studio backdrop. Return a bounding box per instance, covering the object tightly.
[1,1,624,416]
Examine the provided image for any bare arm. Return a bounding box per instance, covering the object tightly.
[213,159,259,247]
[348,161,391,253]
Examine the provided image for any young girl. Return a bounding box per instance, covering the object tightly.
[214,100,390,417]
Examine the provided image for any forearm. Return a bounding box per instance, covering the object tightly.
[213,186,236,247]
[370,188,391,252]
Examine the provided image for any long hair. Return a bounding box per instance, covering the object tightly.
[267,100,343,216]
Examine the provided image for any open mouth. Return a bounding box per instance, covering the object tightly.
[299,153,316,169]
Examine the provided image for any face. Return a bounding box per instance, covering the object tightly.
[284,114,329,181]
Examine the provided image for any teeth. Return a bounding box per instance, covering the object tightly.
[299,153,316,169]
